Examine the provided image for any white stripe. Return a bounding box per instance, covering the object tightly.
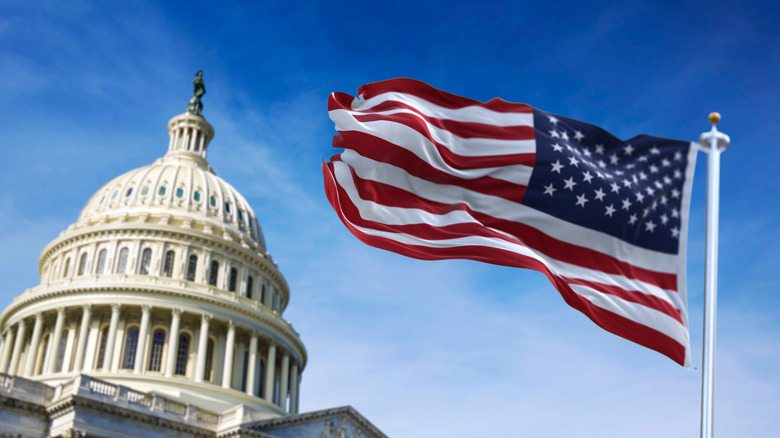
[336,153,678,273]
[353,91,533,127]
[569,283,690,347]
[331,107,536,156]
[334,160,683,311]
[333,115,534,185]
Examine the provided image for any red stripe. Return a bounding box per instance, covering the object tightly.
[354,78,533,114]
[349,101,536,140]
[330,160,680,319]
[331,152,677,291]
[323,161,686,366]
[563,277,683,324]
[334,131,528,203]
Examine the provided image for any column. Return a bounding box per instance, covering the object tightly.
[103,304,121,372]
[194,314,211,383]
[221,321,236,389]
[8,320,27,375]
[61,321,77,373]
[279,353,290,409]
[134,305,151,374]
[73,305,92,372]
[23,313,44,377]
[164,309,182,377]
[246,331,258,396]
[46,307,66,374]
[263,343,276,402]
[289,362,300,414]
[0,330,13,373]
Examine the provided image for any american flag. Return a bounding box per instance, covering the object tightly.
[323,78,695,366]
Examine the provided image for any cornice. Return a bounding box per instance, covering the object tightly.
[247,406,388,438]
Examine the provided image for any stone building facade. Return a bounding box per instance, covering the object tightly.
[0,81,386,438]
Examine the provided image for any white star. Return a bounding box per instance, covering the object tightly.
[543,183,556,196]
[628,214,638,225]
[663,176,672,185]
[550,130,560,138]
[660,214,669,224]
[646,186,655,196]
[650,146,661,154]
[645,220,656,232]
[575,193,588,207]
[624,144,635,156]
[621,198,632,210]
[638,171,648,180]
[638,155,649,162]
[551,143,564,152]
[594,188,606,201]
[671,188,680,198]
[604,204,616,217]
[563,177,577,190]
[583,148,592,157]
[615,169,624,176]
[597,160,607,168]
[654,180,663,189]
[671,209,680,218]
[649,164,659,173]
[568,156,580,167]
[674,151,683,161]
[548,115,559,125]
[595,144,605,154]
[551,160,564,173]
[610,182,621,193]
[660,195,668,205]
[561,131,569,141]
[622,179,632,188]
[662,158,671,167]
[674,169,682,178]
[582,171,594,183]
[671,226,680,238]
[574,130,585,142]
[636,191,645,202]
[609,154,619,165]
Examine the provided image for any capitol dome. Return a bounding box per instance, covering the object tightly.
[0,81,306,417]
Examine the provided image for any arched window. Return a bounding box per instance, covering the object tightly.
[246,276,254,299]
[228,267,238,292]
[186,254,198,281]
[62,258,71,278]
[176,187,184,198]
[261,284,266,304]
[37,334,50,375]
[256,358,264,397]
[174,333,190,376]
[55,330,68,372]
[163,250,175,277]
[147,329,166,372]
[139,248,152,275]
[158,186,166,196]
[204,338,214,382]
[96,325,109,370]
[77,253,88,276]
[208,260,219,286]
[96,249,107,274]
[122,327,139,370]
[116,248,129,274]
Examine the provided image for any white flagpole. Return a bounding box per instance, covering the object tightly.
[697,112,730,438]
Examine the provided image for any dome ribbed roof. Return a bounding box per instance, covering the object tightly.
[75,112,267,251]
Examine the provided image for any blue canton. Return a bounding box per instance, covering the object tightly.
[522,108,690,254]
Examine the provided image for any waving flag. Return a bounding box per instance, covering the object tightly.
[323,78,696,366]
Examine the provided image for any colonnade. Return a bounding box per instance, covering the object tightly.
[0,304,301,413]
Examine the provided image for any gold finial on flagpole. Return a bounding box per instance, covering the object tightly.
[708,112,721,125]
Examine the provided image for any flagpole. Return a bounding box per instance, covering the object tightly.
[697,112,730,438]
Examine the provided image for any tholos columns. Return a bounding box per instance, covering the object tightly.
[289,362,300,414]
[195,314,211,383]
[103,304,121,372]
[134,306,151,374]
[279,353,289,409]
[263,343,276,403]
[8,320,27,375]
[165,309,182,377]
[24,313,44,377]
[247,332,258,396]
[73,305,91,372]
[46,307,66,374]
[222,321,236,389]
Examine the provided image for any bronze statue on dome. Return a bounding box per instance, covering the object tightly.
[187,70,206,116]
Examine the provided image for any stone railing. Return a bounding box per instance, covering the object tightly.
[62,375,220,427]
[0,373,56,404]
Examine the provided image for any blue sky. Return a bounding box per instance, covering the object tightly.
[1,1,778,436]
